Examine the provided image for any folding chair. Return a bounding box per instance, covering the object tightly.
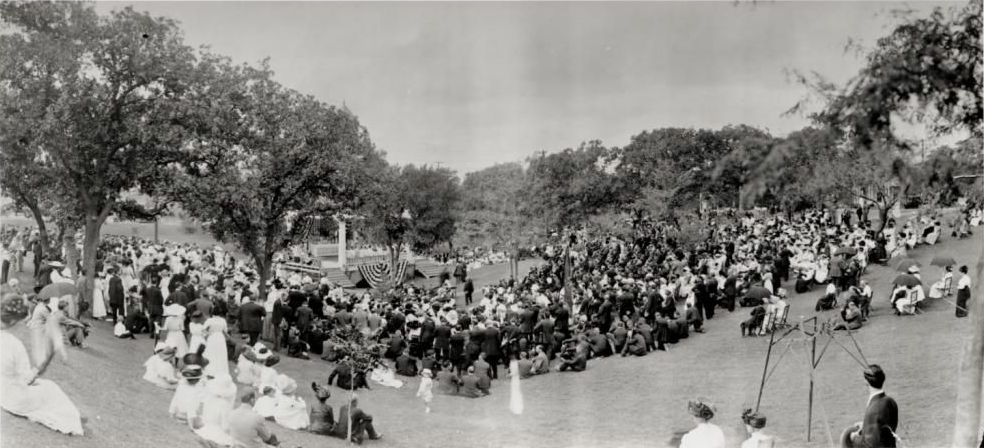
[760,309,776,335]
[774,305,790,329]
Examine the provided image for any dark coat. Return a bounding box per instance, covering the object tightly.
[108,276,126,306]
[395,354,418,377]
[143,286,164,317]
[187,297,213,319]
[860,392,898,448]
[459,374,488,398]
[433,324,452,351]
[420,318,436,351]
[482,327,502,358]
[295,305,313,330]
[238,301,266,333]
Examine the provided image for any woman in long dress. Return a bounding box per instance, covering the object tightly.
[0,294,84,435]
[188,313,207,353]
[202,315,230,378]
[163,304,189,359]
[91,273,107,320]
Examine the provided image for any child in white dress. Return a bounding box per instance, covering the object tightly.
[416,369,434,413]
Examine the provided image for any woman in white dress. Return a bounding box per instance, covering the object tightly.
[202,316,230,379]
[0,294,84,435]
[188,313,207,353]
[163,303,189,359]
[192,373,237,446]
[120,260,137,295]
[91,272,107,320]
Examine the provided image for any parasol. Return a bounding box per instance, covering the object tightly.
[745,286,772,300]
[38,282,77,299]
[894,258,921,273]
[892,274,922,288]
[929,255,956,267]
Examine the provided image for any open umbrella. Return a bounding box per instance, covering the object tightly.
[834,246,858,256]
[745,286,772,300]
[892,274,922,288]
[894,258,921,273]
[38,282,77,299]
[929,255,956,267]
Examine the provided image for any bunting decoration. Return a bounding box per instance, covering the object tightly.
[358,260,410,288]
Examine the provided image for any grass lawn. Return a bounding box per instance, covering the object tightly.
[1,218,981,447]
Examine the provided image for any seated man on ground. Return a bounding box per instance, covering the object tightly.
[530,345,551,375]
[435,361,463,394]
[557,341,588,372]
[459,366,490,398]
[621,328,648,357]
[331,395,382,444]
[515,351,535,379]
[394,349,418,377]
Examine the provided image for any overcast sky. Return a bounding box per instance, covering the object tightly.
[100,1,953,174]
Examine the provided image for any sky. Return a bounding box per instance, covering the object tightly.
[99,1,957,174]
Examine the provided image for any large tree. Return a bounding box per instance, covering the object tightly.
[523,141,624,231]
[0,2,203,302]
[457,162,530,250]
[361,164,461,276]
[171,65,380,301]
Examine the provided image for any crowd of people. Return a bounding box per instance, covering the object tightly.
[0,201,980,447]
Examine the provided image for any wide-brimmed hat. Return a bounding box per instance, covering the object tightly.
[0,294,31,325]
[47,261,65,268]
[181,365,203,380]
[276,374,297,394]
[688,399,715,420]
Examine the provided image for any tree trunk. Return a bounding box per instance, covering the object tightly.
[256,256,272,302]
[952,173,984,447]
[875,205,890,234]
[80,213,104,318]
[25,201,49,262]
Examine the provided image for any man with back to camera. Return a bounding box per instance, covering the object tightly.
[842,364,899,448]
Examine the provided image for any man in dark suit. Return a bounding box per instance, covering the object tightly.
[847,364,899,448]
[238,296,266,345]
[459,366,489,398]
[433,321,452,361]
[463,279,474,305]
[107,268,126,325]
[143,276,165,340]
[472,353,492,391]
[295,300,313,332]
[419,316,436,355]
[394,349,418,377]
[331,396,382,444]
[187,294,214,319]
[482,323,502,379]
